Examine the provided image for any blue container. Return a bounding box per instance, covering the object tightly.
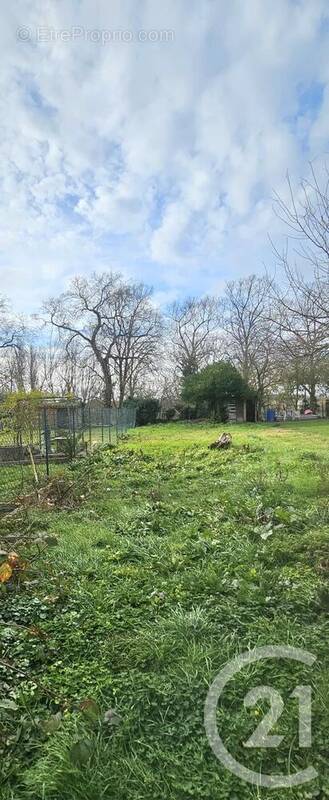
[266,408,276,422]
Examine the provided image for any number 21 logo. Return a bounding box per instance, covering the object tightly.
[204,645,317,789]
[243,683,312,749]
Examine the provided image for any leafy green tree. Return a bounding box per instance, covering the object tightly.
[182,361,250,420]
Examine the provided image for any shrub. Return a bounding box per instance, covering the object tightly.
[135,397,160,426]
[182,361,250,420]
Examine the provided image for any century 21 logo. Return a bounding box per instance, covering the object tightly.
[204,645,317,789]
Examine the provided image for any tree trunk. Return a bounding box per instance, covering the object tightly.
[309,385,317,410]
[101,366,114,407]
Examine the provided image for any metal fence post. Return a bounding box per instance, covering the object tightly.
[72,406,76,458]
[43,407,50,477]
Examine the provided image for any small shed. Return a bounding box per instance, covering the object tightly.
[227,399,256,423]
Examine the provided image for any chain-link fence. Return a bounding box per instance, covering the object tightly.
[0,398,136,508]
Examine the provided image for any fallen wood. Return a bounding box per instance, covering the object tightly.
[27,445,39,486]
[209,432,232,450]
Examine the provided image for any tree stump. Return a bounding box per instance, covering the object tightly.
[208,432,232,450]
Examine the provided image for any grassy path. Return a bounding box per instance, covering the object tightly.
[1,421,329,799]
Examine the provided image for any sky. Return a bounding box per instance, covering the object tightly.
[1,0,329,313]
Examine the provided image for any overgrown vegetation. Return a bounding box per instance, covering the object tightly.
[1,421,329,799]
[182,361,251,419]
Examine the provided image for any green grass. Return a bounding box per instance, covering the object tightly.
[1,421,329,799]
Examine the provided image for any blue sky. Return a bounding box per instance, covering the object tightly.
[1,0,329,312]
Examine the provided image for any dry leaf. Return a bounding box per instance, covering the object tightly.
[0,562,12,583]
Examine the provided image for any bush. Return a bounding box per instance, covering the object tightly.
[182,361,250,420]
[135,397,160,426]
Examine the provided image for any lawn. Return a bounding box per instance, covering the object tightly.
[1,421,329,799]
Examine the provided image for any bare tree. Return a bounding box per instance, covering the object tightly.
[270,166,329,407]
[0,297,23,351]
[43,272,162,406]
[0,297,27,394]
[272,166,329,327]
[37,332,62,394]
[0,350,17,393]
[27,345,39,390]
[109,281,163,404]
[168,296,221,377]
[57,341,102,401]
[223,275,277,413]
[0,343,40,393]
[12,346,27,391]
[271,283,328,409]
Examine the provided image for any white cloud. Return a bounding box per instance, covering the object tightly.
[0,0,328,311]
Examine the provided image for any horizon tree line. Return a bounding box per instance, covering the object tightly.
[0,166,328,411]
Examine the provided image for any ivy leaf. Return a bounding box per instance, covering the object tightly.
[44,535,59,547]
[103,708,122,726]
[70,738,93,765]
[0,699,18,710]
[41,711,62,734]
[261,528,274,541]
[79,698,100,724]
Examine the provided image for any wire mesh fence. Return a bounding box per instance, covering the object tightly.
[0,398,136,508]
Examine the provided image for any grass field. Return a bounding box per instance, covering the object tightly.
[1,420,329,799]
